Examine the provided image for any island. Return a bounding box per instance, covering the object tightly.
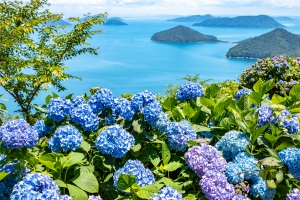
[226,28,300,58]
[151,25,219,43]
[46,19,71,26]
[272,16,295,21]
[103,18,127,26]
[167,14,214,22]
[193,15,285,28]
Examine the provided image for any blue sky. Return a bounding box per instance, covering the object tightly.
[45,0,300,18]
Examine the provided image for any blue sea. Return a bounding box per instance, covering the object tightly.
[2,18,300,113]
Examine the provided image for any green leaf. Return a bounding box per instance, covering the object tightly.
[262,79,275,94]
[213,98,232,118]
[271,94,285,104]
[32,104,47,113]
[45,95,52,105]
[205,83,220,98]
[248,92,262,105]
[67,184,88,200]
[253,79,264,93]
[267,180,276,189]
[117,174,136,193]
[80,140,91,152]
[52,92,59,98]
[183,104,194,119]
[0,171,8,181]
[79,165,94,174]
[276,170,284,183]
[200,97,216,109]
[172,107,185,121]
[264,133,279,145]
[251,125,268,144]
[275,141,294,151]
[162,97,177,111]
[62,152,85,168]
[73,173,99,193]
[184,194,197,200]
[54,180,67,188]
[39,153,59,171]
[289,83,300,102]
[163,162,182,171]
[236,94,248,111]
[161,142,171,166]
[136,184,159,199]
[161,177,182,191]
[132,120,144,133]
[131,143,141,152]
[192,124,210,132]
[289,108,300,113]
[266,148,279,159]
[145,147,160,167]
[260,157,280,167]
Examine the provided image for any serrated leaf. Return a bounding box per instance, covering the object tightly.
[248,92,262,105]
[162,97,177,111]
[80,140,91,152]
[79,165,94,174]
[161,142,171,165]
[274,141,294,151]
[39,153,59,171]
[163,162,182,171]
[132,120,144,133]
[131,143,141,152]
[62,152,85,168]
[67,184,88,200]
[73,173,99,193]
[253,79,264,93]
[276,170,284,183]
[199,97,216,109]
[251,125,268,144]
[172,107,185,121]
[267,180,277,189]
[54,180,67,188]
[289,83,300,102]
[192,124,210,132]
[146,147,160,167]
[0,171,8,181]
[183,104,194,119]
[205,83,220,98]
[271,94,285,104]
[260,157,280,167]
[136,184,159,199]
[262,79,275,94]
[117,174,136,193]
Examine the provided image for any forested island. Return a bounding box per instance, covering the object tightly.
[151,25,219,43]
[226,28,300,58]
[167,14,214,22]
[193,15,285,28]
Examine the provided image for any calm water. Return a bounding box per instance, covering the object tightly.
[2,19,300,113]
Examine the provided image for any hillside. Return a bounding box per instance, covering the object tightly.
[193,15,285,28]
[151,25,219,43]
[272,16,295,21]
[46,19,71,26]
[104,18,127,26]
[226,28,300,58]
[167,14,214,22]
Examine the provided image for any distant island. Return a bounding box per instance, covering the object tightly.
[104,18,127,26]
[226,28,300,58]
[272,16,295,21]
[46,19,71,26]
[193,15,285,28]
[167,14,214,22]
[151,25,219,43]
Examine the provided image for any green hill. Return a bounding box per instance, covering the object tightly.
[193,15,285,28]
[104,18,127,26]
[167,14,214,22]
[151,25,219,43]
[226,28,300,58]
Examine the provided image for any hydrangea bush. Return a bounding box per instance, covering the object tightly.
[1,64,300,200]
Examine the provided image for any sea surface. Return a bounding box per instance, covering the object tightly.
[2,18,300,113]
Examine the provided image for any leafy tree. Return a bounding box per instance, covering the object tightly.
[0,0,107,124]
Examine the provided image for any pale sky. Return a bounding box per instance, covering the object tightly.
[43,0,300,18]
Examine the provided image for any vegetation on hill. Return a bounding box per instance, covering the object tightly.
[193,15,285,28]
[272,16,295,21]
[151,25,219,43]
[167,14,214,22]
[226,28,300,58]
[103,18,127,26]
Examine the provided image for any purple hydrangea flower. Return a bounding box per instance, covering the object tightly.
[184,143,227,178]
[96,125,135,158]
[47,97,72,122]
[70,104,99,132]
[250,177,276,200]
[0,119,38,149]
[88,88,114,113]
[279,148,300,180]
[214,130,250,160]
[131,90,157,112]
[232,194,250,200]
[141,100,162,124]
[150,186,183,200]
[257,105,274,127]
[88,195,103,200]
[200,170,235,200]
[111,98,135,121]
[48,125,82,152]
[176,82,204,102]
[113,160,154,191]
[287,188,300,200]
[235,89,252,100]
[33,119,53,138]
[10,173,61,200]
[166,120,197,151]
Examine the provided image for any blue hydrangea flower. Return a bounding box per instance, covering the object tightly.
[88,88,114,113]
[214,130,250,160]
[0,155,29,174]
[47,97,72,122]
[200,170,235,200]
[176,82,204,102]
[104,116,116,125]
[166,120,197,151]
[278,148,300,180]
[111,98,135,121]
[282,117,299,134]
[0,119,38,149]
[149,112,169,133]
[96,125,135,158]
[60,195,73,200]
[287,188,300,200]
[235,89,252,100]
[33,119,53,138]
[48,125,82,152]
[257,105,274,127]
[88,195,102,200]
[250,177,276,200]
[141,100,162,124]
[150,186,183,200]
[72,96,86,108]
[131,90,157,112]
[113,160,155,191]
[232,152,259,180]
[70,104,99,132]
[0,176,21,200]
[184,143,227,178]
[10,173,61,200]
[88,195,103,200]
[225,162,244,184]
